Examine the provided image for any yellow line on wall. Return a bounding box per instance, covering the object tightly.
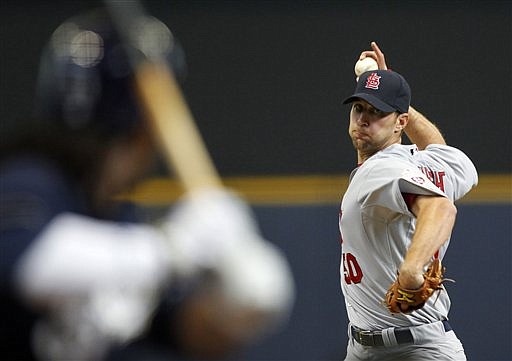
[117,173,511,206]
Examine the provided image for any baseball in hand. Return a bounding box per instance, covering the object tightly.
[354,57,378,79]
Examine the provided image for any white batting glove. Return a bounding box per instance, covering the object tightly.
[162,189,295,340]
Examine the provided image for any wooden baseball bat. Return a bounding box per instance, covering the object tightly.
[104,0,222,192]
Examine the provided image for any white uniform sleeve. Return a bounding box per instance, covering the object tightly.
[422,144,478,201]
[15,213,172,299]
[14,213,175,356]
[357,160,446,216]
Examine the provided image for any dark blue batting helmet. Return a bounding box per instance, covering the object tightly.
[33,8,187,136]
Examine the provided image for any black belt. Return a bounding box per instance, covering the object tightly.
[351,320,451,347]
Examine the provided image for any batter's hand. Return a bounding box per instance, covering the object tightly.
[359,41,388,70]
[162,189,295,339]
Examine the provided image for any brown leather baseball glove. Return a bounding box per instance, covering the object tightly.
[385,259,452,314]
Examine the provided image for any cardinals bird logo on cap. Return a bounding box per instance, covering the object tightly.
[365,73,381,90]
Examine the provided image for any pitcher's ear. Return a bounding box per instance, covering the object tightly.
[395,113,409,132]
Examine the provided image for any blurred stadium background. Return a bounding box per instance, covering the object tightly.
[2,1,510,360]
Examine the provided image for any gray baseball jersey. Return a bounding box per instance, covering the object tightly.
[339,143,478,330]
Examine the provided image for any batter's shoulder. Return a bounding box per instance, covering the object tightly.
[1,154,83,228]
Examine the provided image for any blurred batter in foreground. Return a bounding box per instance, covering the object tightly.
[0,8,294,361]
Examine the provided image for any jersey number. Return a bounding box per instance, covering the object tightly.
[342,253,363,284]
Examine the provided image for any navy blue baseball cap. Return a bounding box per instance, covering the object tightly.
[343,69,411,114]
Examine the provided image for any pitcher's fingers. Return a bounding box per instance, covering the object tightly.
[359,50,377,61]
[370,41,388,70]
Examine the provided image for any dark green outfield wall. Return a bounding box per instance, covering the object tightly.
[2,1,511,175]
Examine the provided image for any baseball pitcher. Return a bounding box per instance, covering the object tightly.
[339,42,478,361]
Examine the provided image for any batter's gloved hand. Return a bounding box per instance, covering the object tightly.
[162,188,295,340]
[385,259,451,314]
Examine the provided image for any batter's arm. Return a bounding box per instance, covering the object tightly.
[404,107,446,150]
[398,195,456,288]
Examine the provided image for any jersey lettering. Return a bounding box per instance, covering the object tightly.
[342,252,363,284]
[418,166,446,192]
